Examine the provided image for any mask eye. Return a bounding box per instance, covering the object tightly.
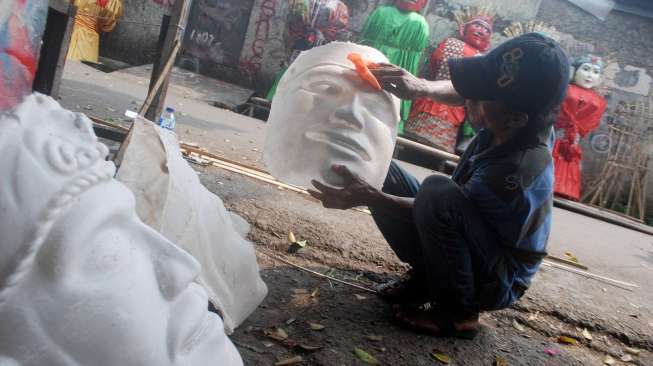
[304,81,342,96]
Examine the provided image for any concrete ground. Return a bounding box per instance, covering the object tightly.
[59,61,653,365]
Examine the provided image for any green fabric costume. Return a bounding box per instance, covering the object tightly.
[359,5,430,133]
[266,65,288,101]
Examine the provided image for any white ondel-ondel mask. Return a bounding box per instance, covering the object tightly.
[264,42,401,189]
[572,55,604,89]
[0,94,243,366]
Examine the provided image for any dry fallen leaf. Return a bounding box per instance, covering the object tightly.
[309,322,325,331]
[355,294,368,301]
[558,336,578,345]
[285,318,296,325]
[620,355,633,362]
[297,344,322,352]
[624,347,641,355]
[265,327,289,341]
[432,351,452,364]
[287,240,307,254]
[288,231,296,243]
[564,251,579,263]
[366,335,383,342]
[354,347,380,365]
[512,319,525,332]
[582,328,593,341]
[527,311,540,321]
[603,355,616,365]
[274,355,303,365]
[494,355,509,366]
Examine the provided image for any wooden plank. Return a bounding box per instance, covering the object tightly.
[545,255,589,271]
[396,136,460,164]
[139,41,181,115]
[48,0,71,13]
[144,0,192,122]
[33,3,75,97]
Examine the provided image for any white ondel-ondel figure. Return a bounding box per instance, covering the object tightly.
[116,117,267,334]
[0,94,243,366]
[264,42,401,189]
[572,54,603,89]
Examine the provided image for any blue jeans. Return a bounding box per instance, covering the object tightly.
[370,161,518,314]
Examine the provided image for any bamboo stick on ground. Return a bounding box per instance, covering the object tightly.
[259,250,378,294]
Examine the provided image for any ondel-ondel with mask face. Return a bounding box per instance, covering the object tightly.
[571,54,603,89]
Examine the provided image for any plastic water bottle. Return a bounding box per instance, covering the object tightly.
[159,107,176,130]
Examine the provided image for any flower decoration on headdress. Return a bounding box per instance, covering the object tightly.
[503,21,561,42]
[572,54,604,71]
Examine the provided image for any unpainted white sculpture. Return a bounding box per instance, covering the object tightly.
[116,117,268,333]
[0,94,243,366]
[264,42,401,189]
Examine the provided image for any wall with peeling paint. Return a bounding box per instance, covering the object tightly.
[0,0,48,110]
[101,0,165,66]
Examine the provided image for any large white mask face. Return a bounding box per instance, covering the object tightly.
[573,62,602,89]
[0,94,242,366]
[264,42,400,189]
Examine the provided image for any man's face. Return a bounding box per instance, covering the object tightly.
[465,99,511,134]
[573,62,602,89]
[0,0,47,110]
[2,182,242,365]
[265,63,399,189]
[462,21,492,52]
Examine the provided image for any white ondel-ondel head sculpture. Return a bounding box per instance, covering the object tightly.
[0,94,243,366]
[264,42,401,189]
[572,54,604,90]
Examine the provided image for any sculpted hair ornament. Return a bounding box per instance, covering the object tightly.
[0,94,115,307]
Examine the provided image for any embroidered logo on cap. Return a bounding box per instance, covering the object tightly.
[497,48,524,88]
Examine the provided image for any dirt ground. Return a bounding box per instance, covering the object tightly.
[197,166,652,366]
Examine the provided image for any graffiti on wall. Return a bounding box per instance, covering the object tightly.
[238,0,279,83]
[239,0,372,87]
[0,0,47,110]
[178,0,255,83]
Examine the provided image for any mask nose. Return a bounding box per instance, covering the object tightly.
[331,94,365,131]
[151,233,201,300]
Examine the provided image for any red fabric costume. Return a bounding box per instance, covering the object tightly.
[404,14,492,152]
[405,39,480,152]
[395,0,427,12]
[553,84,607,200]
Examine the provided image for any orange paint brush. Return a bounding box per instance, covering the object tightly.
[347,52,382,91]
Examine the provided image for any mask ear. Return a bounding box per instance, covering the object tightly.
[0,356,22,366]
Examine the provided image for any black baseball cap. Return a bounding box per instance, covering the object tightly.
[448,33,570,115]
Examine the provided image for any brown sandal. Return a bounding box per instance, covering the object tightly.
[392,304,480,340]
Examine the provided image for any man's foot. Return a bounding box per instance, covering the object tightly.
[392,304,480,340]
[376,271,429,304]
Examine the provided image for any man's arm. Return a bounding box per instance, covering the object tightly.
[308,165,414,218]
[370,63,465,106]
